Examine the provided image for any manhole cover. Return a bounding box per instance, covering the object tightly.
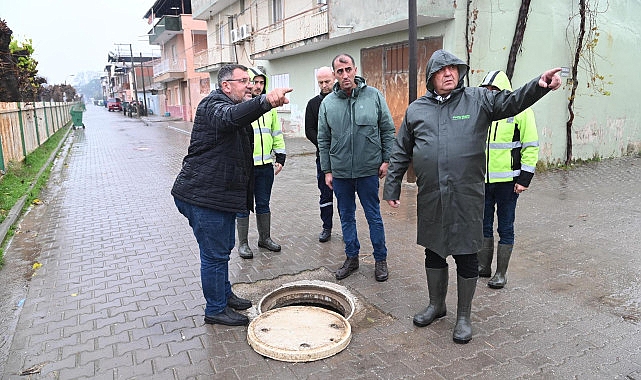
[247,305,351,362]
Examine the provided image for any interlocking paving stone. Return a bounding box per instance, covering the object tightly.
[1,107,639,379]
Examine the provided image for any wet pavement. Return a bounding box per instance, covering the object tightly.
[1,105,640,379]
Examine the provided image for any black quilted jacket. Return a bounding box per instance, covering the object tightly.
[171,89,271,213]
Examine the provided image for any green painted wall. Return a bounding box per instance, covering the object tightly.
[262,0,641,164]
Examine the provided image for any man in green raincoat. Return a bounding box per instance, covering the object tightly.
[384,49,561,344]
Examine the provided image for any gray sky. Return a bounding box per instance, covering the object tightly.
[1,0,160,84]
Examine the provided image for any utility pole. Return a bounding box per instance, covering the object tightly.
[408,0,417,104]
[116,43,140,116]
[406,0,418,183]
[139,53,148,116]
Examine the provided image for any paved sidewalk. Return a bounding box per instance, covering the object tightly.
[1,105,640,379]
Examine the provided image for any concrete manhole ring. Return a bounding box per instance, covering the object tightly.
[247,280,358,362]
[257,280,357,319]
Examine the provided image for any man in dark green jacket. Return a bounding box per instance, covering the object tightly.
[384,49,561,343]
[318,53,396,282]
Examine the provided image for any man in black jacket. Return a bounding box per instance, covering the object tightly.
[304,66,335,242]
[172,64,292,326]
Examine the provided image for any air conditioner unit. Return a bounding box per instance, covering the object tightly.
[238,24,251,41]
[231,28,239,43]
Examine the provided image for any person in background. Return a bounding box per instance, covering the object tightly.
[318,53,396,282]
[305,66,335,243]
[477,70,540,289]
[235,68,287,259]
[172,64,292,326]
[384,49,560,344]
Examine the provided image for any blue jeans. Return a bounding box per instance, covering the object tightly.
[483,182,519,245]
[333,175,387,261]
[174,197,234,316]
[237,163,274,218]
[316,157,334,230]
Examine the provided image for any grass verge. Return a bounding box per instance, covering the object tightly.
[0,126,69,267]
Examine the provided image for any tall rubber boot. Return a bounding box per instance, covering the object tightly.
[236,217,253,259]
[477,237,494,278]
[453,275,477,344]
[413,267,448,327]
[256,213,281,252]
[488,244,513,289]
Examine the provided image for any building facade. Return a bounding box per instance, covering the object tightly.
[189,0,640,164]
[146,1,210,122]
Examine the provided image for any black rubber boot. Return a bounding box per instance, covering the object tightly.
[236,217,253,259]
[477,237,494,277]
[488,244,513,289]
[256,213,281,252]
[413,267,448,327]
[453,275,477,344]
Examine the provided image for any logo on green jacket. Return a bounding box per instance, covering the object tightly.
[452,114,471,120]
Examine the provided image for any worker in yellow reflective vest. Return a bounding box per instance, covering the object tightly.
[477,70,540,289]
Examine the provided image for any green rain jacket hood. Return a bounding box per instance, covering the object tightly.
[425,49,469,94]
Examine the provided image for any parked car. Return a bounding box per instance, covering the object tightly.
[107,98,122,112]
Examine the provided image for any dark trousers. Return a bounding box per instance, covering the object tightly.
[424,248,478,278]
[316,156,333,229]
[333,175,387,261]
[174,197,234,315]
[237,163,274,218]
[483,182,519,245]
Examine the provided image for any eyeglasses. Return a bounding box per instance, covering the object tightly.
[225,78,251,84]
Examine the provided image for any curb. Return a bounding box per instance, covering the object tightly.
[0,125,73,247]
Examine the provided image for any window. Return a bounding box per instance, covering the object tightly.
[270,0,283,26]
[219,23,226,45]
[384,43,409,74]
[171,44,177,64]
[200,78,211,94]
[270,73,290,111]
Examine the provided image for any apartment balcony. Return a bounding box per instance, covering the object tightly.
[194,45,236,72]
[191,0,235,20]
[148,15,183,45]
[251,7,328,57]
[153,59,186,83]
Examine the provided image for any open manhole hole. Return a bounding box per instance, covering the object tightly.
[247,280,358,362]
